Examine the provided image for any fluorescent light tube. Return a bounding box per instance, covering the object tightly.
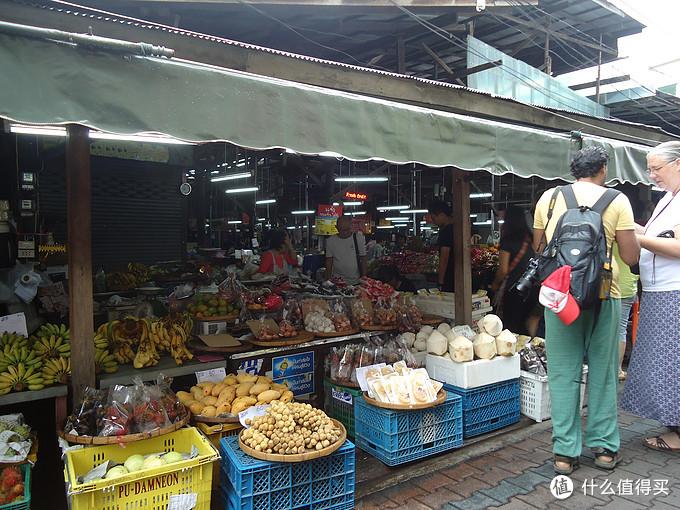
[400,209,428,214]
[470,193,492,199]
[385,217,409,221]
[211,172,252,182]
[344,211,366,216]
[10,125,67,137]
[291,210,315,215]
[473,220,492,226]
[256,199,276,205]
[376,226,394,229]
[10,124,192,144]
[286,226,296,229]
[332,202,340,206]
[421,226,432,230]
[469,214,478,218]
[225,187,258,194]
[228,220,242,225]
[257,218,266,221]
[377,205,409,211]
[343,202,363,206]
[334,177,388,182]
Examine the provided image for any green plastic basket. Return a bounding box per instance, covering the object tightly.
[323,379,363,438]
[0,464,30,510]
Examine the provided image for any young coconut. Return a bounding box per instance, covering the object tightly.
[473,332,497,360]
[414,335,428,352]
[437,322,452,335]
[400,332,416,349]
[448,335,474,363]
[495,329,517,356]
[480,314,503,337]
[419,325,434,336]
[427,329,448,356]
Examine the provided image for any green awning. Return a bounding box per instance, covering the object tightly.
[0,31,652,184]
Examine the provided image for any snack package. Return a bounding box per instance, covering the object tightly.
[373,297,397,326]
[98,385,134,437]
[329,299,353,332]
[65,386,105,436]
[519,344,547,376]
[351,299,373,328]
[395,296,423,333]
[392,376,414,405]
[336,344,357,385]
[281,298,304,330]
[358,344,377,368]
[278,320,298,338]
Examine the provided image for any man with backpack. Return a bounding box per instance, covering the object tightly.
[532,147,640,475]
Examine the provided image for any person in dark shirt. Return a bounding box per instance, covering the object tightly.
[429,200,455,292]
[490,206,537,334]
[374,264,418,293]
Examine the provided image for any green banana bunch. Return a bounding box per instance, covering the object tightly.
[41,357,70,385]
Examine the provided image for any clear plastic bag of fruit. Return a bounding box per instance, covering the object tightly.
[156,374,185,424]
[396,295,422,333]
[350,299,373,328]
[373,297,397,326]
[98,385,135,437]
[281,298,304,330]
[132,377,171,433]
[329,298,353,333]
[66,386,105,437]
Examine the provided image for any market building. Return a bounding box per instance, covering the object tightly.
[0,0,677,508]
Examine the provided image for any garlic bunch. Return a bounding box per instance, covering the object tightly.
[304,311,336,333]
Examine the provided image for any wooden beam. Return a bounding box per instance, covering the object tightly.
[570,74,630,91]
[452,168,472,326]
[421,42,454,76]
[494,13,618,56]
[66,124,95,407]
[451,59,502,79]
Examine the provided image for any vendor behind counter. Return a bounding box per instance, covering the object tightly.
[373,264,418,293]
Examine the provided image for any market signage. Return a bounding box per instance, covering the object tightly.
[272,351,314,396]
[344,191,368,201]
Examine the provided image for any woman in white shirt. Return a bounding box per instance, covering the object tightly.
[621,141,680,452]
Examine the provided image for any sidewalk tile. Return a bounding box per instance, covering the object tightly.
[593,499,648,509]
[469,466,515,485]
[447,493,501,510]
[449,478,493,498]
[380,481,426,502]
[505,470,552,492]
[479,480,529,503]
[488,496,541,510]
[440,463,484,481]
[356,493,400,510]
[514,485,563,508]
[415,487,463,509]
[413,472,459,493]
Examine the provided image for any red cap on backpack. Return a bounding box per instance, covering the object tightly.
[539,266,580,325]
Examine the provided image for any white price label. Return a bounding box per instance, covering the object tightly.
[167,493,197,510]
[239,405,270,428]
[195,367,226,384]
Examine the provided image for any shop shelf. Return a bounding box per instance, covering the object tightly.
[520,366,588,423]
[323,379,363,438]
[64,427,219,510]
[353,391,463,466]
[444,379,521,438]
[0,464,30,510]
[219,435,355,510]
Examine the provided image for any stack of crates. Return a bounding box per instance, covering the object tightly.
[444,379,521,438]
[220,435,355,510]
[323,379,363,438]
[353,391,463,466]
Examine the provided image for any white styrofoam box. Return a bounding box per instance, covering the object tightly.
[520,366,589,423]
[415,293,491,319]
[195,320,228,335]
[426,353,520,389]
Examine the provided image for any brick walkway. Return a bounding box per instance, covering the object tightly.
[356,408,680,509]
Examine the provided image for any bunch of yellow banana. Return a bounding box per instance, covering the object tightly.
[32,334,71,360]
[94,349,119,374]
[0,332,28,350]
[169,323,193,366]
[113,344,135,364]
[0,346,42,373]
[93,333,109,351]
[149,320,172,352]
[41,357,71,385]
[0,363,45,394]
[133,319,159,369]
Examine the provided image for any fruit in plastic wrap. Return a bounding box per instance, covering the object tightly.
[278,320,298,338]
[332,313,352,333]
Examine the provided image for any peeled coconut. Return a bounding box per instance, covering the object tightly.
[105,466,128,479]
[162,452,184,464]
[437,323,452,335]
[419,325,434,336]
[427,330,448,356]
[495,329,517,357]
[480,314,503,337]
[448,336,474,363]
[143,455,165,469]
[401,332,416,349]
[123,454,144,473]
[414,336,427,352]
[473,332,497,360]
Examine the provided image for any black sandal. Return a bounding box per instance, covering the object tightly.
[643,431,680,453]
[554,455,579,475]
[592,447,622,469]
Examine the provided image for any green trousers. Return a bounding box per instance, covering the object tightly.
[544,298,621,458]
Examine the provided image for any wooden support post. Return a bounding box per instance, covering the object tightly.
[452,168,472,326]
[66,124,95,407]
[595,33,603,103]
[397,37,406,74]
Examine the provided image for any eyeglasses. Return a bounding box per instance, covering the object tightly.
[648,159,679,175]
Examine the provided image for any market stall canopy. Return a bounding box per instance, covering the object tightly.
[0,26,653,185]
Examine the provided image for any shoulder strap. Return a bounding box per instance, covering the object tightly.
[591,188,621,216]
[545,187,561,224]
[561,184,580,210]
[352,232,362,276]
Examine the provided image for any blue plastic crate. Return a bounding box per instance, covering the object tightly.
[444,379,521,438]
[353,391,463,466]
[219,435,355,510]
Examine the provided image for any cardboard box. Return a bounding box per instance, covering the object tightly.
[415,294,491,319]
[426,353,520,389]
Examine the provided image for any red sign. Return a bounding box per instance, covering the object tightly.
[344,191,368,201]
[317,204,343,217]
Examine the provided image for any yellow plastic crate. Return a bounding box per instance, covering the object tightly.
[196,422,241,491]
[64,427,220,510]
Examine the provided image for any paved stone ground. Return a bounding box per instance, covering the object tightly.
[356,407,680,509]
